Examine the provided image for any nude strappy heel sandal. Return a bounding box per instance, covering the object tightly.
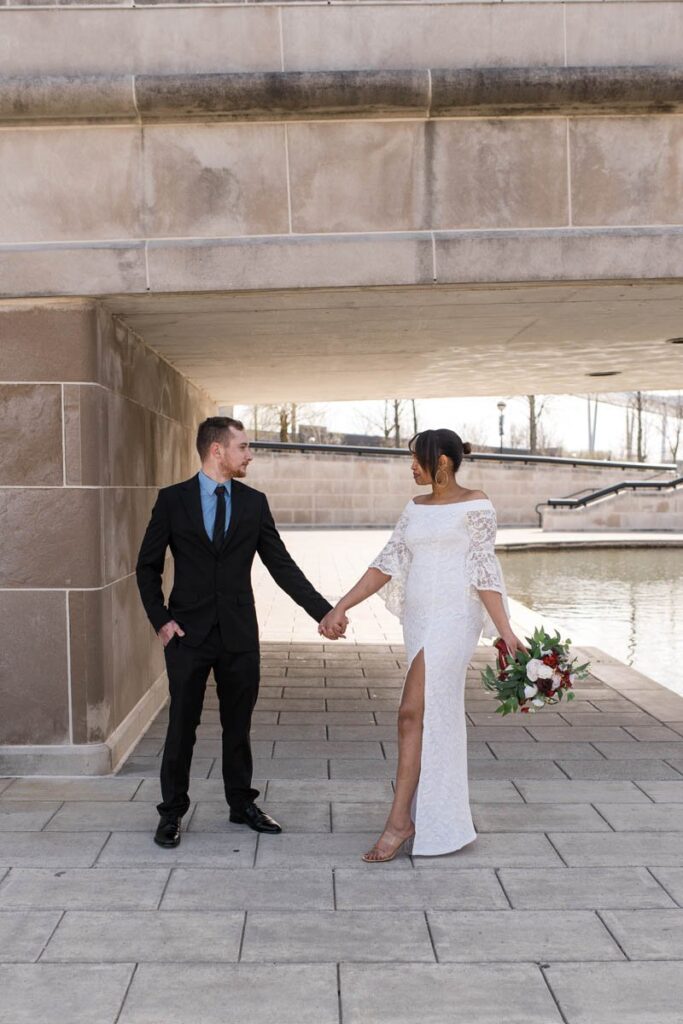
[362,825,415,863]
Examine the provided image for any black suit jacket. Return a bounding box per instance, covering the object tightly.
[136,475,332,650]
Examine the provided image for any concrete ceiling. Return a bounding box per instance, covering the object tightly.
[104,281,683,404]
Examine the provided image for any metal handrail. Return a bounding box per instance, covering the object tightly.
[250,440,677,473]
[544,476,683,510]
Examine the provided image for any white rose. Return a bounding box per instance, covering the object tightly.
[526,659,542,682]
[532,698,545,707]
[569,673,577,684]
[552,671,563,689]
[537,663,554,680]
[524,684,539,699]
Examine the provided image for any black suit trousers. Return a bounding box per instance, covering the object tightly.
[157,626,260,818]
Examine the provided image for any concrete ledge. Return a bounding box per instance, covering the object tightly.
[2,66,683,125]
[0,671,168,777]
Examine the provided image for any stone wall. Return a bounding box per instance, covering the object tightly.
[0,300,215,772]
[244,449,674,529]
[542,487,683,532]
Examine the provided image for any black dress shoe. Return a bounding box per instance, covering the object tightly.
[154,816,181,848]
[229,803,282,834]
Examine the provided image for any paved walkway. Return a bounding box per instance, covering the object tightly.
[3,530,683,1022]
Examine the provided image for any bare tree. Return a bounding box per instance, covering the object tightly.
[526,395,550,454]
[625,392,647,462]
[657,393,683,462]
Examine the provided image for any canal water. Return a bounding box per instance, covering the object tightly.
[497,547,683,696]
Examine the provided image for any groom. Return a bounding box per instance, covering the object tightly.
[136,416,340,848]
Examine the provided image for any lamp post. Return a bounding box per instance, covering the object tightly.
[497,401,506,454]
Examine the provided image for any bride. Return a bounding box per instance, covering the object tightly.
[320,428,525,862]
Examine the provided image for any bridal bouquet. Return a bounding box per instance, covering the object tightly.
[481,626,590,715]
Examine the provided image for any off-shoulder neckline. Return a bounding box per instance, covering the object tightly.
[410,497,492,508]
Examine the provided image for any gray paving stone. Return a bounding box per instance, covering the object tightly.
[188,801,330,833]
[256,699,325,711]
[239,759,329,780]
[468,712,562,727]
[595,803,683,831]
[550,832,683,866]
[429,909,623,962]
[0,833,108,868]
[130,736,164,756]
[623,781,683,802]
[278,711,375,724]
[43,910,244,963]
[331,802,393,832]
[0,802,61,831]
[45,802,156,832]
[284,687,353,699]
[266,780,395,803]
[195,740,273,758]
[250,724,326,740]
[273,741,384,758]
[0,869,169,910]
[648,867,683,906]
[328,726,397,740]
[97,832,257,868]
[473,803,610,832]
[0,911,61,962]
[488,742,604,760]
[118,756,213,778]
[335,868,508,910]
[602,908,683,959]
[255,832,412,869]
[515,781,650,804]
[558,759,683,780]
[0,963,134,1024]
[545,962,683,1024]
[340,963,563,1024]
[595,742,683,759]
[241,910,434,962]
[559,712,654,727]
[329,759,396,779]
[526,727,632,742]
[383,741,494,760]
[469,760,567,780]
[119,964,338,1024]
[412,834,563,868]
[623,725,683,741]
[500,866,675,909]
[469,780,524,803]
[466,728,534,742]
[1,778,141,801]
[161,868,333,910]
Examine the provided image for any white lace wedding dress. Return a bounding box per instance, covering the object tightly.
[370,498,507,856]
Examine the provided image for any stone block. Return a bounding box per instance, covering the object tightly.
[146,233,434,293]
[0,592,69,745]
[0,963,134,1024]
[0,303,98,383]
[558,760,683,780]
[0,243,148,299]
[0,868,169,910]
[0,127,142,243]
[501,866,675,910]
[473,802,610,832]
[594,741,683,760]
[188,801,330,833]
[43,910,244,963]
[602,908,683,959]
[335,868,508,911]
[97,832,256,869]
[565,2,683,68]
[0,911,62,962]
[255,832,411,870]
[429,909,623,962]
[265,780,395,804]
[120,963,338,1024]
[637,782,683,802]
[241,909,434,963]
[2,778,140,801]
[144,123,289,238]
[468,760,568,779]
[340,963,563,1024]
[545,961,683,1024]
[281,4,564,72]
[45,801,156,833]
[411,833,562,869]
[431,118,567,229]
[550,832,683,866]
[0,802,61,831]
[0,833,108,869]
[0,385,62,486]
[515,780,650,804]
[161,868,333,911]
[594,803,683,831]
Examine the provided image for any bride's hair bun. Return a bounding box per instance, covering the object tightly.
[462,441,472,456]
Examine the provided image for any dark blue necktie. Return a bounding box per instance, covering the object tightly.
[213,485,226,550]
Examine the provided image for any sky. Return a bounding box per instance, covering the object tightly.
[236,392,682,465]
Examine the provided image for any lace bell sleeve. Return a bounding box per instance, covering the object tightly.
[369,505,412,622]
[465,507,510,638]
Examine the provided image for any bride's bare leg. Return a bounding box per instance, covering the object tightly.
[363,649,424,862]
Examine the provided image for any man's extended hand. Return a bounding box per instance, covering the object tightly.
[158,620,186,647]
[318,607,348,640]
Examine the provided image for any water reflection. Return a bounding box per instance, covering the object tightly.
[497,548,683,696]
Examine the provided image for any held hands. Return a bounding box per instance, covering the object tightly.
[319,606,349,641]
[498,630,528,659]
[158,620,186,647]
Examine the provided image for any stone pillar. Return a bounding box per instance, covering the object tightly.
[0,300,215,774]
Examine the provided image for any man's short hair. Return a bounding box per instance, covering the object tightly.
[196,416,245,461]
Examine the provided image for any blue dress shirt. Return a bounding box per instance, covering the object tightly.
[198,470,232,540]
